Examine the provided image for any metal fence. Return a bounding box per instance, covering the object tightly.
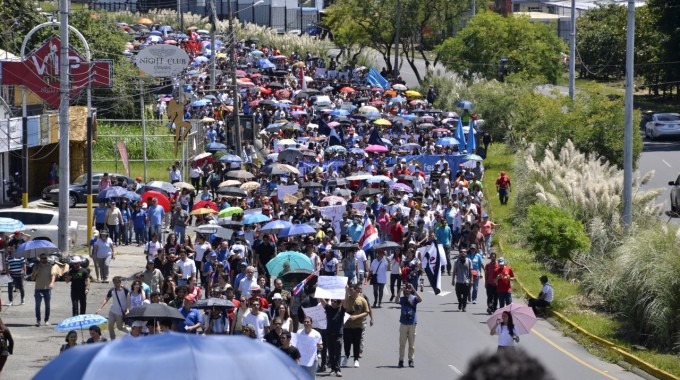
[87,1,320,33]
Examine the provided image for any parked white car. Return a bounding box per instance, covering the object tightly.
[0,208,78,249]
[645,113,680,140]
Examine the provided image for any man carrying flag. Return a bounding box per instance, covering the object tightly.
[358,214,379,252]
[420,242,443,295]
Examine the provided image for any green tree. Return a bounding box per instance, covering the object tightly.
[524,204,591,267]
[436,11,566,83]
[0,0,51,55]
[645,0,680,98]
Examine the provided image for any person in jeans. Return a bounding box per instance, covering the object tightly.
[146,198,165,243]
[398,283,422,368]
[342,284,369,369]
[105,201,124,245]
[451,250,472,312]
[170,204,190,244]
[494,257,515,308]
[96,276,129,339]
[4,247,26,306]
[466,244,484,304]
[93,201,108,232]
[91,230,116,283]
[132,203,148,245]
[31,254,57,326]
[484,253,499,315]
[319,296,346,377]
[434,216,452,276]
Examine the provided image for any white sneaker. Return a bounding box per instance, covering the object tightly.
[20,300,25,305]
[6,302,12,307]
[341,357,348,367]
[354,360,360,368]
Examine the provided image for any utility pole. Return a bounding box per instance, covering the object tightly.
[393,0,401,78]
[177,0,184,31]
[58,0,70,253]
[21,87,27,207]
[622,0,635,228]
[210,0,217,90]
[140,79,148,181]
[472,0,476,15]
[569,0,576,100]
[228,0,241,155]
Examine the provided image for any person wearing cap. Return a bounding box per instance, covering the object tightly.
[96,276,130,339]
[528,275,554,315]
[177,294,202,334]
[249,283,270,311]
[494,257,515,308]
[92,230,115,283]
[105,200,124,246]
[64,257,90,316]
[127,320,146,338]
[495,171,512,205]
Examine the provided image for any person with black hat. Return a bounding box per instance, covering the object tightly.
[64,257,90,316]
[528,275,553,315]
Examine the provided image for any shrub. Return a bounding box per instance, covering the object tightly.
[523,204,591,268]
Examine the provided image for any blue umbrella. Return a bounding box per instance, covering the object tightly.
[278,224,317,238]
[33,333,308,380]
[330,109,350,116]
[401,114,416,120]
[266,251,314,275]
[194,56,209,63]
[205,142,227,152]
[220,154,242,164]
[389,97,407,103]
[187,69,199,75]
[257,58,276,69]
[364,112,382,119]
[325,145,346,154]
[242,213,271,225]
[457,100,474,110]
[437,137,460,147]
[55,314,108,341]
[97,186,128,200]
[158,25,173,32]
[16,239,56,253]
[191,99,210,107]
[274,102,291,109]
[175,33,188,39]
[260,220,293,234]
[266,122,286,132]
[149,30,162,36]
[0,217,24,232]
[123,191,142,202]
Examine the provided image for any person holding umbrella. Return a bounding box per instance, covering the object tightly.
[490,311,520,351]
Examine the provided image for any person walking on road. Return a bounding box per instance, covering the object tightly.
[490,311,520,351]
[398,283,422,368]
[452,250,472,312]
[369,250,389,308]
[64,257,90,316]
[4,247,26,306]
[466,244,484,304]
[105,201,124,246]
[495,171,511,205]
[319,296,346,377]
[484,253,499,314]
[31,253,57,327]
[342,284,370,369]
[495,257,515,308]
[92,230,116,283]
[146,198,166,243]
[96,276,129,339]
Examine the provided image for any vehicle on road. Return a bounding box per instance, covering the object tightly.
[41,173,134,208]
[670,173,680,213]
[0,208,78,249]
[644,113,680,140]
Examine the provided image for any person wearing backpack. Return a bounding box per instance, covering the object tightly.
[451,250,472,312]
[96,276,130,339]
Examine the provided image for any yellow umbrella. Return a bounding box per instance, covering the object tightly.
[201,117,216,123]
[137,18,153,25]
[374,118,392,126]
[405,90,422,98]
[190,208,216,216]
[187,26,199,31]
[219,180,242,188]
[241,181,261,191]
[216,53,227,59]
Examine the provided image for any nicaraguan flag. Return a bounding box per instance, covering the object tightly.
[367,67,389,89]
[455,117,467,152]
[466,119,477,153]
[359,214,380,251]
[422,242,442,295]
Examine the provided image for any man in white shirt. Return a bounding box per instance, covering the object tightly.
[242,298,270,340]
[355,248,368,284]
[528,275,553,315]
[238,266,257,298]
[176,249,196,286]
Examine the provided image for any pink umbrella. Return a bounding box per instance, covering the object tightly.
[365,145,389,153]
[486,304,537,335]
[327,121,340,128]
[161,97,173,102]
[164,40,177,45]
[249,99,260,107]
[390,183,413,193]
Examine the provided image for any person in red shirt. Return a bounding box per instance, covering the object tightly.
[494,257,514,308]
[495,171,512,205]
[388,218,405,244]
[484,253,499,314]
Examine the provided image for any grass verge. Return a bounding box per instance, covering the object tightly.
[481,143,680,377]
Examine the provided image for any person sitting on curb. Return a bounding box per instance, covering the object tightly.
[528,275,553,316]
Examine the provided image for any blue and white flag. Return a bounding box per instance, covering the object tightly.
[466,119,477,153]
[455,117,467,151]
[367,67,389,89]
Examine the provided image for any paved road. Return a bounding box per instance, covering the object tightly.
[637,133,680,215]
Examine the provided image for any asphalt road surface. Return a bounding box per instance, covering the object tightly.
[637,133,680,217]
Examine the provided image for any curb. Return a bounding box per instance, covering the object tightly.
[497,238,678,380]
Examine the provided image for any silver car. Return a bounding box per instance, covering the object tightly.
[670,173,680,214]
[645,113,680,140]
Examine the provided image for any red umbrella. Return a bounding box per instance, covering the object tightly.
[340,87,356,93]
[250,73,262,78]
[140,190,171,212]
[192,200,218,211]
[249,99,260,107]
[369,100,384,106]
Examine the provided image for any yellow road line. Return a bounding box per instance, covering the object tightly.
[532,329,619,380]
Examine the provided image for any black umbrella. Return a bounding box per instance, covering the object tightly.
[374,241,402,251]
[219,220,243,228]
[267,82,284,89]
[306,221,323,230]
[301,182,323,189]
[281,270,317,286]
[357,187,382,197]
[332,242,358,251]
[193,298,235,309]
[260,99,277,107]
[397,174,416,182]
[279,149,303,162]
[327,178,347,187]
[216,187,247,197]
[127,303,185,321]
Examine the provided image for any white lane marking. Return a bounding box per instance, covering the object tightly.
[448,365,463,375]
[662,159,671,168]
[428,291,451,296]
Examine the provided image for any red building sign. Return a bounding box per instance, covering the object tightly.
[1,36,112,108]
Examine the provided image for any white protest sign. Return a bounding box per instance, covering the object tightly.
[291,332,318,367]
[277,184,299,200]
[343,312,351,326]
[318,205,345,236]
[315,275,348,300]
[302,304,327,330]
[351,202,367,216]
